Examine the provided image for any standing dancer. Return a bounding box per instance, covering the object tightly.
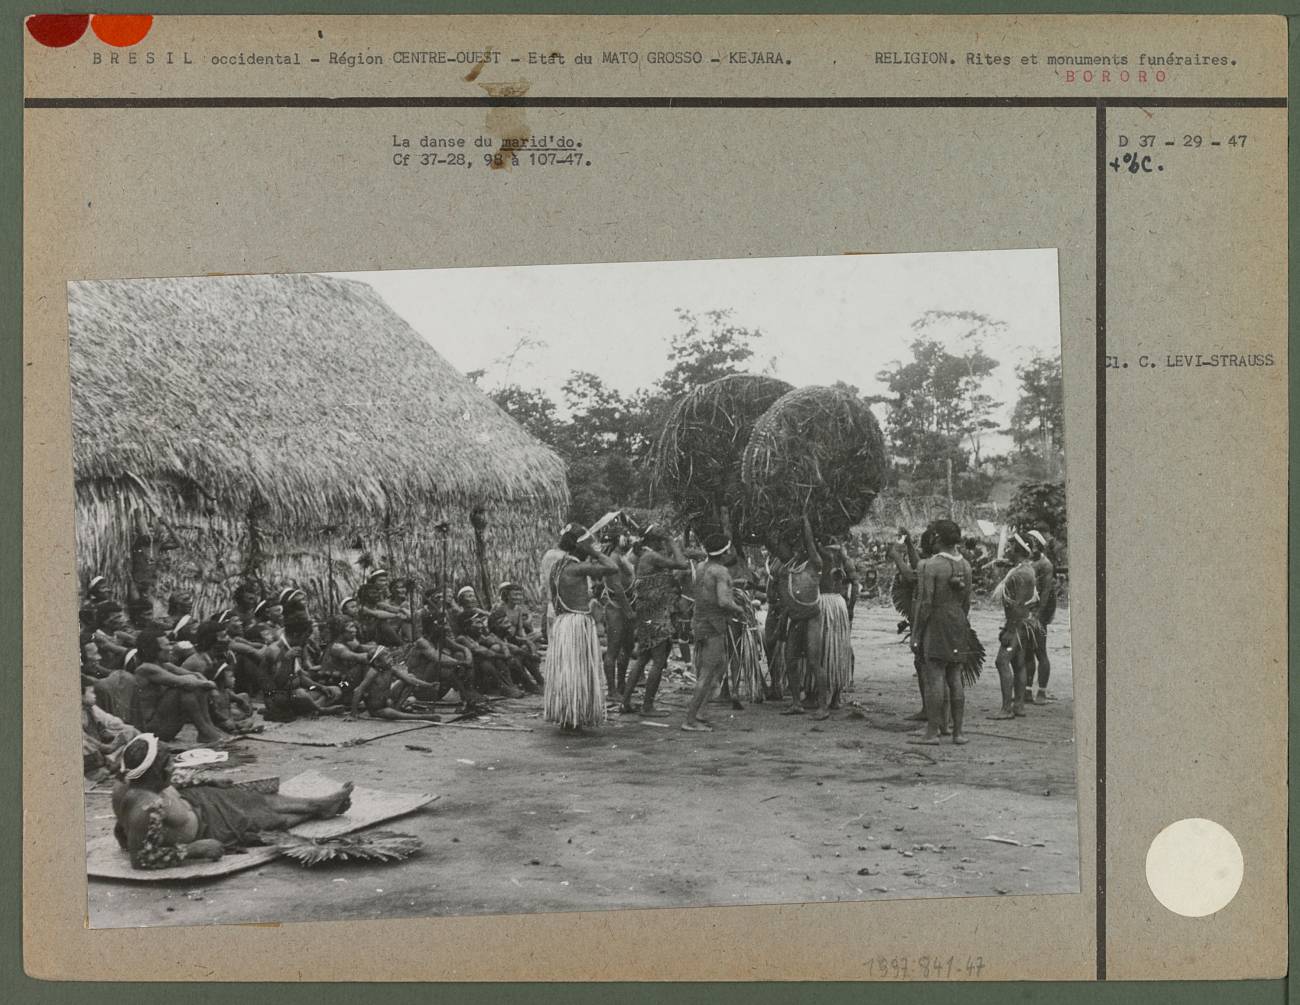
[991,533,1043,720]
[779,516,827,719]
[760,541,792,701]
[619,525,691,718]
[599,532,637,698]
[683,534,746,732]
[816,540,854,710]
[909,519,976,746]
[1027,529,1058,703]
[544,524,620,732]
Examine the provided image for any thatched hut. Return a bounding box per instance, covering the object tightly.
[68,273,569,614]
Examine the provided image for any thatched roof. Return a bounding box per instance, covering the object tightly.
[68,273,568,534]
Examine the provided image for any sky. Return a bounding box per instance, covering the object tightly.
[332,249,1060,451]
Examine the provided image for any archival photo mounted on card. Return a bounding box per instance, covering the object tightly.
[23,12,1286,982]
[71,252,1072,928]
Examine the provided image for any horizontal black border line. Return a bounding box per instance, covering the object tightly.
[23,95,1288,109]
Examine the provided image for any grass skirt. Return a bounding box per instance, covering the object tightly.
[819,592,853,695]
[725,620,766,703]
[543,613,607,728]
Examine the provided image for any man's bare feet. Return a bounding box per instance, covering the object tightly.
[780,705,805,716]
[681,720,712,732]
[618,704,637,715]
[811,709,831,721]
[317,783,354,818]
[952,735,969,745]
[906,709,928,722]
[1013,705,1028,717]
[989,708,1016,720]
[908,734,942,746]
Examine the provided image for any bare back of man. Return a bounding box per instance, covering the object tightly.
[683,543,744,731]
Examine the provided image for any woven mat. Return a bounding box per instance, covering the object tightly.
[86,769,437,881]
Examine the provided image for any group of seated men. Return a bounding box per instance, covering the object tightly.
[78,568,548,774]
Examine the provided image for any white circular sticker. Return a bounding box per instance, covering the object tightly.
[1145,818,1243,918]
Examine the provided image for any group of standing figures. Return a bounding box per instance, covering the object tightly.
[538,514,865,735]
[893,521,1059,746]
[538,514,1060,745]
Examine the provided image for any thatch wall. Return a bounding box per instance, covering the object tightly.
[68,274,568,613]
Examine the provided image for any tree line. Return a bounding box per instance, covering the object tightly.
[470,308,1064,526]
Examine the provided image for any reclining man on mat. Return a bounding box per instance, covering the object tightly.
[112,733,354,869]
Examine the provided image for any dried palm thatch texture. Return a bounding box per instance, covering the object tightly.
[68,274,568,601]
[741,385,888,543]
[265,830,424,867]
[651,374,792,540]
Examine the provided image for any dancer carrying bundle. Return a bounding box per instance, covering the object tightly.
[544,524,620,732]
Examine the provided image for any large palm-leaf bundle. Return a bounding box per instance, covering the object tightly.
[264,830,424,867]
[651,374,792,540]
[741,385,887,543]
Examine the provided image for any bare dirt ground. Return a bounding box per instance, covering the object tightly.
[86,603,1078,928]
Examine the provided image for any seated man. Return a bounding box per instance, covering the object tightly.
[132,628,228,744]
[485,585,545,693]
[207,661,261,734]
[258,614,333,722]
[451,588,524,698]
[356,569,412,646]
[92,644,139,723]
[112,734,353,869]
[91,600,134,670]
[405,595,483,709]
[349,647,443,722]
[82,676,139,778]
[224,614,267,697]
[81,638,109,680]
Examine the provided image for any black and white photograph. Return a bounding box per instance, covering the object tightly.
[72,250,1075,929]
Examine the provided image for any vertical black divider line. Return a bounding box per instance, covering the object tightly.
[1094,101,1108,982]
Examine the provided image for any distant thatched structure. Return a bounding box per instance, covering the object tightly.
[650,374,792,540]
[69,274,569,613]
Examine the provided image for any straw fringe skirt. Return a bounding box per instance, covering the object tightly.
[543,612,607,729]
[726,621,766,703]
[819,592,853,695]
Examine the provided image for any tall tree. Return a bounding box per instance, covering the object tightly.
[484,307,768,521]
[488,384,561,446]
[1008,352,1064,479]
[655,308,761,400]
[876,321,1002,500]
